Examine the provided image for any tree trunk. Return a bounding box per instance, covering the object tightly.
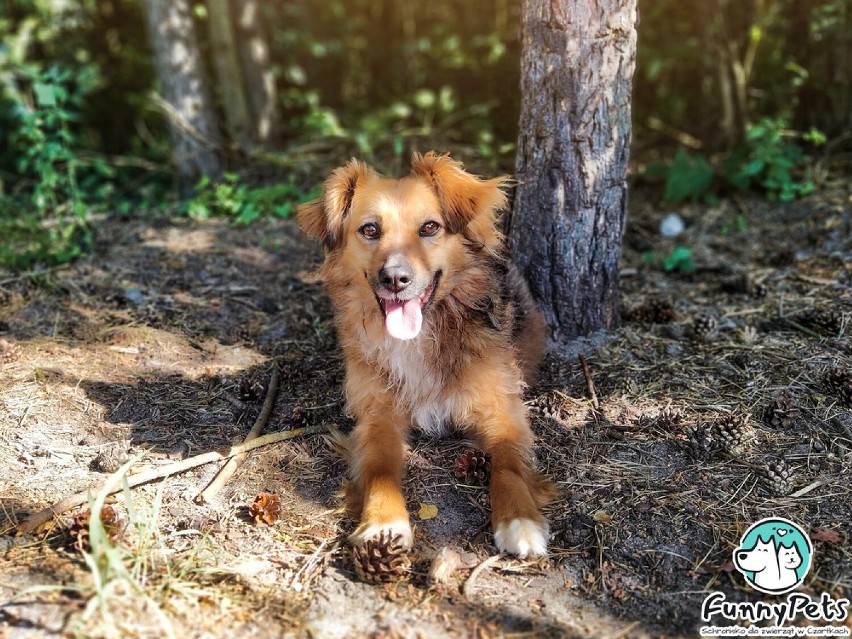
[207,0,254,150]
[232,0,281,146]
[507,0,637,342]
[142,0,220,190]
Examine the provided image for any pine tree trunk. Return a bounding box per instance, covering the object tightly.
[142,0,221,190]
[232,0,281,146]
[507,0,637,341]
[207,0,254,150]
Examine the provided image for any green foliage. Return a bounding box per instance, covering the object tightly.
[659,149,716,204]
[0,65,98,268]
[185,174,321,226]
[724,118,819,202]
[641,245,696,274]
[663,246,696,273]
[650,118,821,205]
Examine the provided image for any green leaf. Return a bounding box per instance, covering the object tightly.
[33,82,57,107]
[663,246,695,273]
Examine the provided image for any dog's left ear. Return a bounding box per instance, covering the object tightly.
[297,159,372,250]
[410,152,509,234]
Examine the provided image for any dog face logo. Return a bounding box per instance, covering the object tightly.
[733,517,812,595]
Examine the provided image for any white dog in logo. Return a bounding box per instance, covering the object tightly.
[734,534,803,592]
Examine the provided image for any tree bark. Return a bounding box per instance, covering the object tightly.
[508,0,637,342]
[142,0,221,189]
[207,0,254,150]
[232,0,281,146]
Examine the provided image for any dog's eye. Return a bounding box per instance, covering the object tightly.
[359,223,380,239]
[419,221,441,237]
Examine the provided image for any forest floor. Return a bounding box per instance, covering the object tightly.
[0,180,850,639]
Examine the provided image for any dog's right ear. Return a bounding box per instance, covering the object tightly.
[297,159,371,250]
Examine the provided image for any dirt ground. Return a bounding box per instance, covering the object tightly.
[0,182,850,639]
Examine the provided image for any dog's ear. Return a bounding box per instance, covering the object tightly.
[410,152,509,234]
[297,159,372,250]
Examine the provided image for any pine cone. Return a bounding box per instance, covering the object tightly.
[711,414,749,455]
[765,391,800,429]
[799,308,843,335]
[238,377,264,402]
[762,459,794,497]
[0,339,21,365]
[721,273,767,298]
[453,448,491,486]
[290,405,309,427]
[66,506,122,552]
[691,312,719,341]
[626,299,678,324]
[686,424,718,460]
[657,407,685,429]
[824,366,852,407]
[248,492,281,525]
[351,530,411,584]
[530,391,568,421]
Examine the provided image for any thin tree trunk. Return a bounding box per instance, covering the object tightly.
[508,0,637,341]
[207,0,254,150]
[232,0,280,146]
[142,0,220,190]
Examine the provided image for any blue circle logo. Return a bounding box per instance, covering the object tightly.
[732,517,812,595]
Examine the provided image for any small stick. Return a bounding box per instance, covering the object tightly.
[16,424,326,535]
[196,366,280,504]
[463,553,504,599]
[578,353,600,410]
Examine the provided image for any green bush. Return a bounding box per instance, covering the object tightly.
[724,118,822,202]
[0,65,97,267]
[185,174,321,226]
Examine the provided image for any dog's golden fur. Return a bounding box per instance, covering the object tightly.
[298,152,554,557]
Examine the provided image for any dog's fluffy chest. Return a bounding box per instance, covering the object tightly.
[366,334,463,435]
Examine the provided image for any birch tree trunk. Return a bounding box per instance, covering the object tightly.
[507,0,637,341]
[142,0,221,189]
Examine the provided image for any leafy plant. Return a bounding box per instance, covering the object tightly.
[185,173,321,225]
[724,118,820,202]
[663,246,696,273]
[661,149,716,204]
[641,245,696,274]
[0,65,100,268]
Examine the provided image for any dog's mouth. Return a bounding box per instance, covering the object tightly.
[376,272,441,341]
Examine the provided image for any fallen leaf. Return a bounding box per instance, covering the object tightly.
[810,527,844,544]
[418,503,438,520]
[593,509,612,523]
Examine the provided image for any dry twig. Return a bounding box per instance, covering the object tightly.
[578,353,600,410]
[462,553,504,599]
[196,366,280,504]
[17,423,326,535]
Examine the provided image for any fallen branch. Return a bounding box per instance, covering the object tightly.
[17,424,327,535]
[196,366,280,504]
[463,553,504,599]
[578,353,600,410]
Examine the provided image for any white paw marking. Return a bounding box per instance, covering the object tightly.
[494,518,548,558]
[350,519,413,549]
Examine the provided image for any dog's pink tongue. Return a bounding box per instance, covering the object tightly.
[384,298,423,340]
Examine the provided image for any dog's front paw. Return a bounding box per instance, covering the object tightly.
[494,518,549,558]
[350,519,413,549]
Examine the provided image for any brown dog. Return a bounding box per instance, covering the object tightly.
[298,152,554,557]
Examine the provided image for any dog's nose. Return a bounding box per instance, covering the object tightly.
[379,257,413,293]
